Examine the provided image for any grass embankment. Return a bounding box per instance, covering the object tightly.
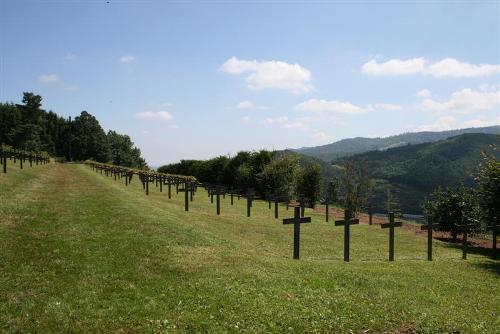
[0,164,498,333]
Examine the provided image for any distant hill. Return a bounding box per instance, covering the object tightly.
[333,133,499,214]
[295,126,500,162]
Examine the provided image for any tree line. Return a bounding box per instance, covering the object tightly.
[0,92,146,168]
[423,147,499,237]
[158,151,327,205]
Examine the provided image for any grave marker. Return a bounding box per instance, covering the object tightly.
[381,212,403,261]
[283,206,311,259]
[335,210,359,262]
[421,220,439,261]
[246,190,254,217]
[456,223,474,260]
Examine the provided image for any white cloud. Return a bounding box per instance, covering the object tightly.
[362,58,426,76]
[312,131,333,141]
[283,121,306,129]
[260,116,289,124]
[294,99,367,114]
[237,101,254,109]
[220,57,313,93]
[427,58,500,78]
[416,116,458,131]
[419,88,500,114]
[38,74,61,84]
[64,52,77,61]
[236,100,269,110]
[241,116,251,123]
[417,115,500,132]
[372,103,402,111]
[135,110,173,122]
[362,57,500,78]
[417,89,432,98]
[463,116,500,128]
[120,55,136,64]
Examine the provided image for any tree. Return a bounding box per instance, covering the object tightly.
[107,130,146,169]
[386,185,402,216]
[340,158,372,218]
[423,186,482,240]
[258,154,299,199]
[72,111,111,162]
[477,145,500,228]
[295,161,322,207]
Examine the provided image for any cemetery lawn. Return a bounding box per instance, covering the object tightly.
[1,164,499,334]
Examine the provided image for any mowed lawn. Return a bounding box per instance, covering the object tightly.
[0,164,498,333]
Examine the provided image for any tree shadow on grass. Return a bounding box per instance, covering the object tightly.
[474,261,500,275]
[435,237,495,257]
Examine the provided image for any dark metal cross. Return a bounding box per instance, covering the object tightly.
[297,196,308,217]
[491,223,499,260]
[216,187,222,215]
[2,150,7,174]
[335,210,359,262]
[274,196,287,219]
[283,206,311,259]
[246,190,254,217]
[421,220,439,261]
[368,206,373,226]
[456,223,474,260]
[381,212,402,261]
[178,182,192,211]
[321,197,334,222]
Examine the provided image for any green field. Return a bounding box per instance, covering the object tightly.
[1,163,498,333]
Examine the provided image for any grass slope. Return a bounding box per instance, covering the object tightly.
[1,164,499,333]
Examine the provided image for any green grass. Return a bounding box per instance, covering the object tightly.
[0,163,498,333]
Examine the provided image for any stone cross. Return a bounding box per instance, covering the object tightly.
[420,220,439,261]
[381,212,402,261]
[283,206,311,259]
[335,210,359,262]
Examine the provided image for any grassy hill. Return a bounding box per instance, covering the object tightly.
[296,126,500,162]
[1,163,499,333]
[335,133,500,214]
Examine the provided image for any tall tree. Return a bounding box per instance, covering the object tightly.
[295,161,322,207]
[477,145,500,227]
[258,154,300,198]
[72,111,110,162]
[340,158,372,218]
[107,130,146,168]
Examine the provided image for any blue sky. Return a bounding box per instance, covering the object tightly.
[1,1,499,166]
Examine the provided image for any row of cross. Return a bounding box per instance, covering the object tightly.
[0,147,50,174]
[89,163,499,262]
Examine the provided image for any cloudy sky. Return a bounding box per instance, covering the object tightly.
[1,1,499,166]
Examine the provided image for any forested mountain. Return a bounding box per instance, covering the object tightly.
[335,133,499,214]
[296,126,500,162]
[0,92,146,168]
